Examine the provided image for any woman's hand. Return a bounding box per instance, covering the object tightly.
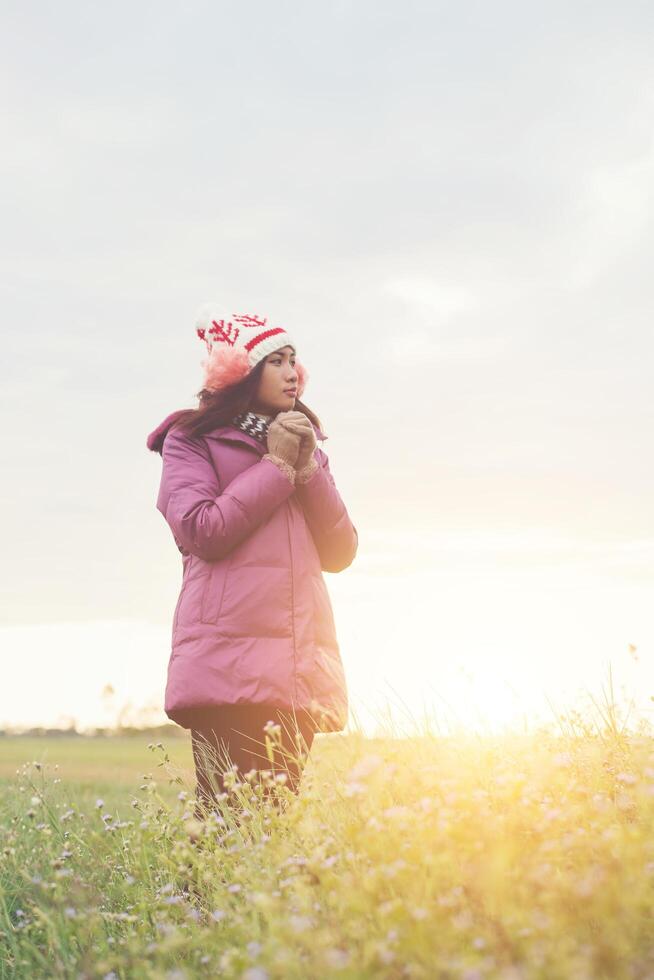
[275,411,317,470]
[266,417,302,467]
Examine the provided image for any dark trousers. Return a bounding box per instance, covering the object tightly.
[189,704,318,820]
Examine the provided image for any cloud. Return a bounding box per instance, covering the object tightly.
[376,275,508,364]
[569,141,654,287]
[378,328,507,365]
[349,527,654,577]
[382,275,480,320]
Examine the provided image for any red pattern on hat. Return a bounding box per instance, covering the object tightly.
[194,303,305,396]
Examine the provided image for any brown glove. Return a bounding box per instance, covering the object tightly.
[266,418,302,466]
[262,417,302,484]
[275,411,319,482]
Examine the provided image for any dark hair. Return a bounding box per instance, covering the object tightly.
[170,356,323,441]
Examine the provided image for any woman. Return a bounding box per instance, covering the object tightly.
[146,304,358,819]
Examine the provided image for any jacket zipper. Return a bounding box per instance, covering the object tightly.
[284,503,299,702]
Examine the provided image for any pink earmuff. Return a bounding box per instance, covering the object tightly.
[201,346,250,391]
[202,346,309,398]
[295,360,308,399]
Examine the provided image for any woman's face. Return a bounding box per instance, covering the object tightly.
[251,346,298,415]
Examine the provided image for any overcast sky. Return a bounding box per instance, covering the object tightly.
[1,2,653,733]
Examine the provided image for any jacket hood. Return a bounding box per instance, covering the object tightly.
[146,410,328,456]
[146,410,191,455]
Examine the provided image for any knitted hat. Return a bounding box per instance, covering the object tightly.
[195,302,308,397]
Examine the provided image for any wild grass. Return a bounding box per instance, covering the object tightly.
[2,679,654,979]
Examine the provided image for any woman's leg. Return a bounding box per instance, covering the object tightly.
[268,706,318,795]
[190,705,318,820]
[190,706,257,819]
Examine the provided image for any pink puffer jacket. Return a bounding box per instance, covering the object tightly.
[147,411,358,732]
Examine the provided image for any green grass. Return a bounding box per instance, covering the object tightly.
[0,735,192,812]
[2,710,654,979]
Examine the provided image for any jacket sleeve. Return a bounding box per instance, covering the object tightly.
[156,427,296,561]
[295,447,358,572]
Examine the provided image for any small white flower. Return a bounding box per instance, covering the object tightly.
[325,948,350,967]
[347,754,383,781]
[289,914,312,932]
[383,805,411,820]
[376,943,395,965]
[242,968,269,980]
[616,771,637,784]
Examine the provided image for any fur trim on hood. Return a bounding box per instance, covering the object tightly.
[146,410,191,455]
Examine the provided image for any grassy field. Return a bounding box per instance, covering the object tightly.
[2,716,654,979]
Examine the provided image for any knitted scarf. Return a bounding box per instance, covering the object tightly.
[230,410,273,444]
